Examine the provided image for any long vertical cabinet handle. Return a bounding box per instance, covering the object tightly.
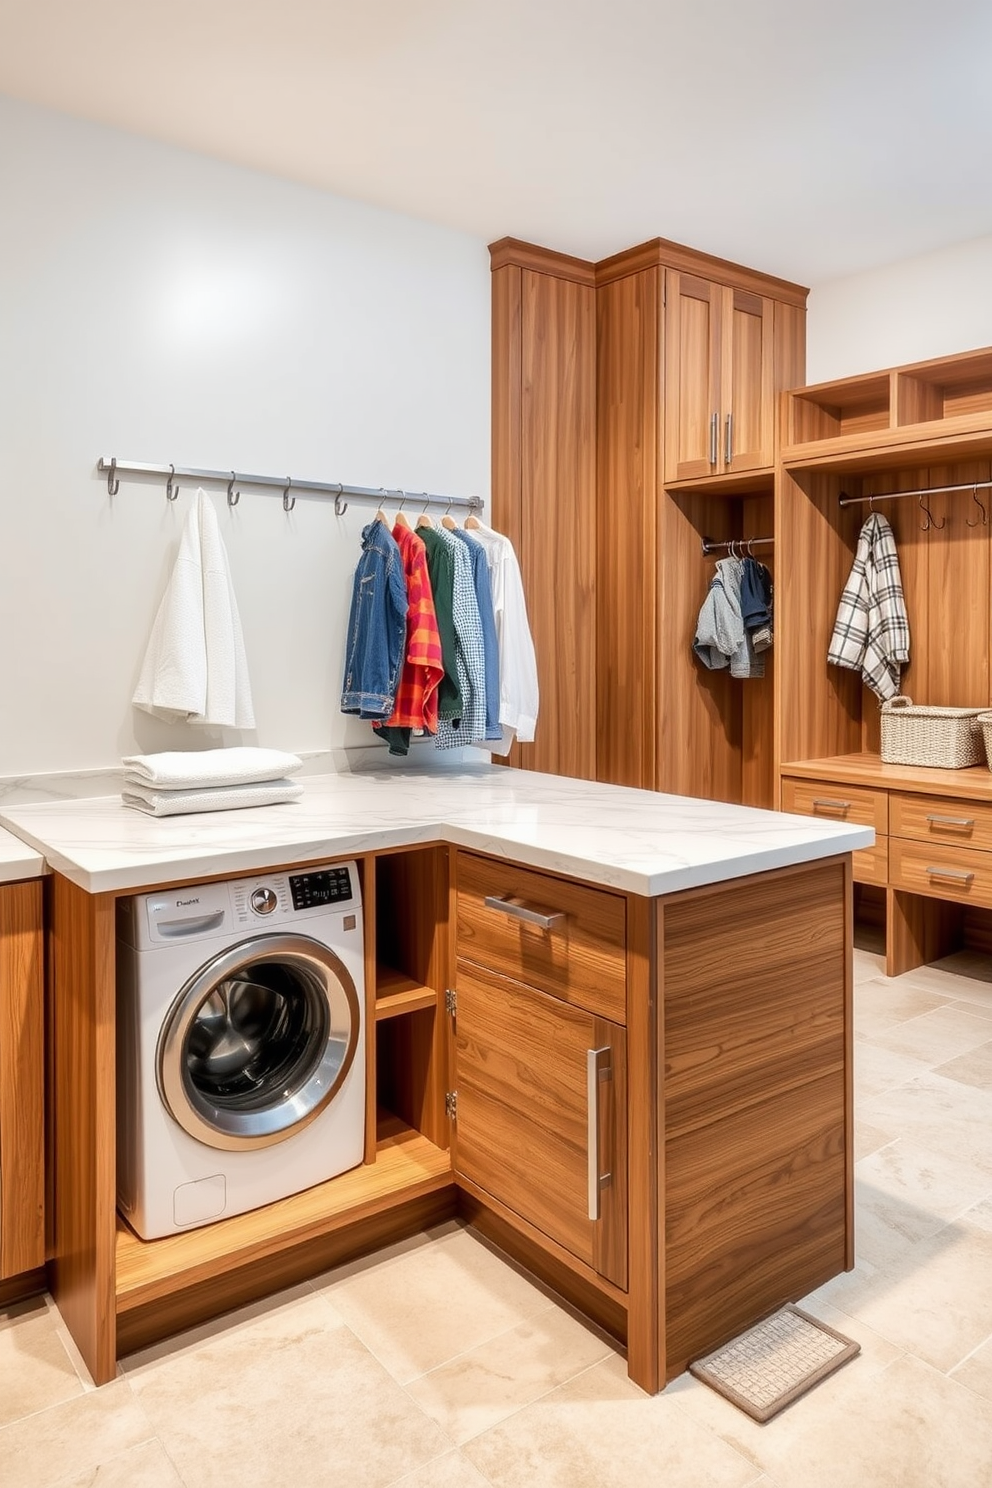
[709,412,718,466]
[725,412,734,466]
[586,1046,613,1221]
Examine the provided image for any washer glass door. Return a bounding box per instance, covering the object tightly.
[158,934,360,1151]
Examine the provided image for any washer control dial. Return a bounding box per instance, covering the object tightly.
[250,886,278,916]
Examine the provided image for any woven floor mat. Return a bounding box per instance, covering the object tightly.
[688,1304,861,1424]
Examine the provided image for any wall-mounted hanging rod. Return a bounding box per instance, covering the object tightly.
[700,534,774,556]
[839,478,992,508]
[97,456,485,517]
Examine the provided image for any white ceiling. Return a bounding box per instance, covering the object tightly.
[2,0,991,286]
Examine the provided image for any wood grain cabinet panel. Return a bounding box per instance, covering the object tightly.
[781,776,888,886]
[664,273,777,483]
[455,851,626,1023]
[0,879,45,1280]
[452,960,627,1288]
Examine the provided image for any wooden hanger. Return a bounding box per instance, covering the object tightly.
[441,501,458,531]
[415,496,434,530]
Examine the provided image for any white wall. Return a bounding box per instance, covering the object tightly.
[0,96,490,776]
[807,233,992,384]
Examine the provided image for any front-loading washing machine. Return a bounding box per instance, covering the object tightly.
[116,859,365,1239]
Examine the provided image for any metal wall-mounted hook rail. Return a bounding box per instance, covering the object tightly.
[165,463,179,501]
[106,457,120,496]
[282,478,295,513]
[966,486,988,527]
[227,471,240,508]
[333,483,348,516]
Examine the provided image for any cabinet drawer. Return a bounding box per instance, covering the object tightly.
[853,836,888,887]
[455,852,626,1023]
[781,777,888,832]
[889,837,992,909]
[889,792,992,851]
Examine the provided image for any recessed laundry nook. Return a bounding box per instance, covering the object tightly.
[0,762,869,1393]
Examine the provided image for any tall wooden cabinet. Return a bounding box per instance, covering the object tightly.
[490,235,807,806]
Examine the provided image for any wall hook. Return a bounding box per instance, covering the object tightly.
[106,457,120,496]
[966,485,987,527]
[227,471,240,508]
[918,493,944,531]
[334,483,348,516]
[282,477,295,513]
[166,463,179,502]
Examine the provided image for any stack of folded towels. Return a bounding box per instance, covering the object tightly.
[121,747,305,817]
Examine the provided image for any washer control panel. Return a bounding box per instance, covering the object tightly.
[250,886,279,915]
[289,865,354,911]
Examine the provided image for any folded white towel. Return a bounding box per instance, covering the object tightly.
[121,778,304,817]
[132,488,255,729]
[122,746,303,790]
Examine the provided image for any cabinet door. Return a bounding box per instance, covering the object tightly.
[722,288,775,473]
[664,271,722,482]
[0,880,45,1280]
[452,961,627,1288]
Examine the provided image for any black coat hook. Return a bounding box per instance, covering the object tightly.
[282,478,295,513]
[106,457,119,496]
[227,471,240,507]
[166,464,179,502]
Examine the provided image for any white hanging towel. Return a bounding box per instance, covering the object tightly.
[132,489,255,729]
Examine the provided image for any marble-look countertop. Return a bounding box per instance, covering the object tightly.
[0,760,873,897]
[0,824,46,884]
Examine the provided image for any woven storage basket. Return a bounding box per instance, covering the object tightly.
[977,712,992,772]
[880,696,985,768]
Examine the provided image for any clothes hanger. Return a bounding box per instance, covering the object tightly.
[441,500,458,531]
[415,493,434,530]
[393,491,411,530]
[464,500,482,530]
[375,488,390,525]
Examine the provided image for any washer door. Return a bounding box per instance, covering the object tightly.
[157,933,361,1152]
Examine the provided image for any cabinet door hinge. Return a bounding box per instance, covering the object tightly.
[445,1090,457,1121]
[445,987,457,1016]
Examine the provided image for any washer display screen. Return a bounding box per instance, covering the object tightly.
[289,866,353,910]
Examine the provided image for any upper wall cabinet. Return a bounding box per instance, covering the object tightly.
[664,274,776,483]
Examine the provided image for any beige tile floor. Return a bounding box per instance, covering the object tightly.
[3,944,992,1487]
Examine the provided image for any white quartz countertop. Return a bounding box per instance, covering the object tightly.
[0,824,46,884]
[0,760,874,897]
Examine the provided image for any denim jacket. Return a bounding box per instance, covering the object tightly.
[341,521,409,719]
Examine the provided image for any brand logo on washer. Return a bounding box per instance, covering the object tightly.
[176,897,201,907]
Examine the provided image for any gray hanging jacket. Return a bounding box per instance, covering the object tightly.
[692,558,765,679]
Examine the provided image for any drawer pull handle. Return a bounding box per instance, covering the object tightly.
[587,1046,612,1221]
[483,895,566,932]
[926,815,976,829]
[925,867,975,884]
[812,798,852,814]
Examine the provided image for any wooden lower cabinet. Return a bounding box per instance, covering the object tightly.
[0,879,45,1285]
[451,960,627,1289]
[45,845,854,1396]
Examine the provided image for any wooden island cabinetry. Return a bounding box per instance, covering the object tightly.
[1,769,865,1395]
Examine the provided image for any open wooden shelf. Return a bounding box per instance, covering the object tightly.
[782,346,992,474]
[115,1112,453,1319]
[375,966,439,1020]
[781,753,992,801]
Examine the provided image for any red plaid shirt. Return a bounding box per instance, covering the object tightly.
[378,524,443,732]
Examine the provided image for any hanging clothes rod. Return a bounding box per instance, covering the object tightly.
[97,456,485,516]
[839,479,992,508]
[700,534,774,556]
